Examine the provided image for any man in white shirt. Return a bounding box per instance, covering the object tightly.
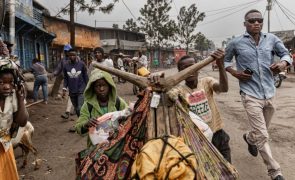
[138,51,148,69]
[117,53,124,71]
[104,54,114,68]
[88,47,112,74]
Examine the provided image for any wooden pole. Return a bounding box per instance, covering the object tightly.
[162,56,215,91]
[70,0,75,48]
[93,56,215,93]
[26,100,44,108]
[92,62,149,88]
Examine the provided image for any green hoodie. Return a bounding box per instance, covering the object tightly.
[75,69,127,147]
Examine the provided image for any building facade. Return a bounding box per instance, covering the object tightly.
[0,0,55,69]
[97,27,146,56]
[43,16,101,70]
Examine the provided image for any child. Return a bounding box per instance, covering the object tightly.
[75,69,127,147]
[0,59,29,180]
[168,49,231,163]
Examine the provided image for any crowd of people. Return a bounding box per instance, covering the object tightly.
[0,9,293,180]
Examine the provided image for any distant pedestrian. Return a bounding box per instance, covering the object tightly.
[62,49,88,119]
[30,58,48,104]
[104,53,114,68]
[224,9,292,180]
[88,47,112,74]
[53,44,74,119]
[153,58,159,68]
[117,53,125,83]
[166,57,171,68]
[138,51,148,69]
[117,53,124,70]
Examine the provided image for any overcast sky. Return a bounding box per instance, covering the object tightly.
[37,0,295,46]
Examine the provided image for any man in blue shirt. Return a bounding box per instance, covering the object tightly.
[224,9,292,180]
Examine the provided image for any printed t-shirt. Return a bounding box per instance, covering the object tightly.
[168,77,224,132]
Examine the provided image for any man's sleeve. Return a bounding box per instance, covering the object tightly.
[273,35,293,65]
[28,67,33,73]
[53,60,62,76]
[75,103,90,135]
[205,77,219,94]
[167,86,181,102]
[63,66,68,89]
[82,63,89,83]
[224,40,235,69]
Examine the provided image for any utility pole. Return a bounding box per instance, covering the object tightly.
[266,0,272,33]
[0,0,6,29]
[8,0,15,53]
[70,0,75,48]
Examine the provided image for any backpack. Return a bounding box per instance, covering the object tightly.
[87,96,121,118]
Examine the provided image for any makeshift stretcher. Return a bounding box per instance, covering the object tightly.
[75,57,239,180]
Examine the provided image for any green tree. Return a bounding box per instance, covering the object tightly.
[176,4,205,53]
[195,32,213,55]
[123,18,140,32]
[207,39,215,50]
[138,0,177,61]
[221,35,235,48]
[112,23,119,29]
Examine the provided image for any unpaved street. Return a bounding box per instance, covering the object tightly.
[18,65,295,179]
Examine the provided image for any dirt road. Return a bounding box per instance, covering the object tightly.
[18,66,295,179]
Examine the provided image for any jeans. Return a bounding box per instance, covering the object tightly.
[212,129,231,163]
[33,75,48,102]
[69,93,84,117]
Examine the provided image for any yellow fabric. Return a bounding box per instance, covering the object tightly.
[167,77,224,132]
[131,136,205,180]
[137,67,150,77]
[0,142,19,180]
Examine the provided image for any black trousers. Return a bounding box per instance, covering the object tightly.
[212,129,231,163]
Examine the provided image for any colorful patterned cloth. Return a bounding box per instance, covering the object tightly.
[76,89,151,179]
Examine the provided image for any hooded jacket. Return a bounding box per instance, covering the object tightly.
[75,69,127,147]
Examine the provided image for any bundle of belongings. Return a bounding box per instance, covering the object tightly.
[76,89,238,179]
[88,108,132,145]
[76,89,152,179]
